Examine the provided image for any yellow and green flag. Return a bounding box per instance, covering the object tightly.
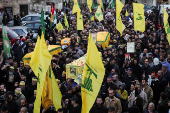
[133,3,145,32]
[90,14,94,21]
[81,34,105,113]
[116,0,125,36]
[163,7,170,44]
[64,13,69,30]
[42,66,62,111]
[51,68,62,111]
[42,66,53,110]
[77,12,84,30]
[95,6,103,22]
[87,0,92,12]
[30,32,52,113]
[56,22,64,32]
[72,0,81,14]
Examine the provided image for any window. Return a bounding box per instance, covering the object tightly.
[34,23,41,29]
[14,29,26,36]
[25,23,34,29]
[22,16,31,21]
[32,16,41,21]
[7,29,19,39]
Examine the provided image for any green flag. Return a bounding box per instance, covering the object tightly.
[108,0,114,9]
[92,3,95,8]
[41,8,45,36]
[2,24,11,59]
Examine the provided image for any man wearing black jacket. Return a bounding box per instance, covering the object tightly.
[90,97,108,113]
[6,91,18,113]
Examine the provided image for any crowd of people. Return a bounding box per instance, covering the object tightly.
[1,0,170,113]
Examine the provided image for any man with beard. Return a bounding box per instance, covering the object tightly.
[122,68,136,92]
[142,79,153,103]
[141,59,152,80]
[104,90,122,113]
[112,75,122,88]
[102,77,117,100]
[18,98,33,113]
[90,97,108,113]
[143,102,158,113]
[6,91,18,113]
[160,55,170,71]
[1,66,20,91]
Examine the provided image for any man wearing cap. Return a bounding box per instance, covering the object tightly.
[108,107,115,113]
[122,68,136,92]
[90,97,108,113]
[6,91,18,113]
[0,105,9,113]
[69,96,81,113]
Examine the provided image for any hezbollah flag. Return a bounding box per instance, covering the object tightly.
[50,4,55,28]
[87,0,92,12]
[30,33,52,113]
[116,0,125,36]
[133,3,145,32]
[41,8,45,36]
[95,6,103,22]
[81,34,105,113]
[42,66,62,111]
[2,24,11,59]
[64,13,69,30]
[77,12,84,30]
[56,22,64,32]
[42,66,53,110]
[163,7,170,44]
[72,0,81,14]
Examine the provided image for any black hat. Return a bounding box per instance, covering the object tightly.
[70,96,79,103]
[7,91,13,96]
[108,107,115,111]
[1,105,9,112]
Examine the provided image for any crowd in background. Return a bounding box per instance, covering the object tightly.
[1,1,170,113]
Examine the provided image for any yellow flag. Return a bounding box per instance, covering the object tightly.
[51,68,62,111]
[95,6,103,22]
[116,0,125,36]
[72,0,81,14]
[30,32,52,113]
[125,10,128,16]
[64,14,69,30]
[77,12,84,30]
[42,66,53,110]
[56,22,64,32]
[98,0,102,8]
[133,3,145,32]
[87,0,92,12]
[81,34,105,113]
[90,15,94,21]
[163,7,170,44]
